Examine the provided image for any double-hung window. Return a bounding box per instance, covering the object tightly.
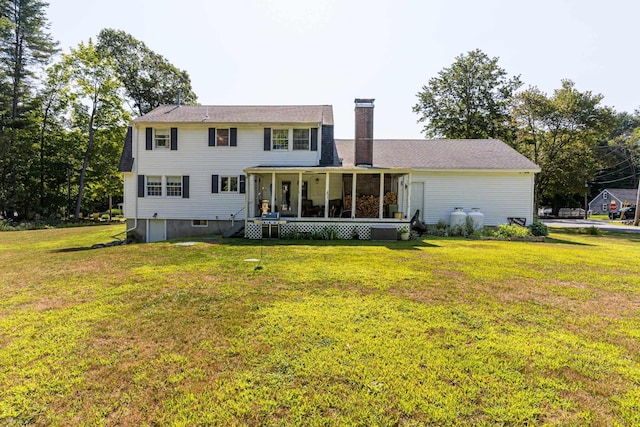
[146,176,162,196]
[293,129,310,150]
[154,129,170,149]
[216,129,229,146]
[272,129,289,150]
[166,176,182,197]
[221,176,238,192]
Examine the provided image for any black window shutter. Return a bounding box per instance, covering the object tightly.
[239,175,246,194]
[311,127,318,151]
[145,128,153,150]
[182,176,190,198]
[170,128,178,150]
[264,128,271,151]
[211,175,219,193]
[208,128,216,146]
[230,128,237,147]
[138,175,145,197]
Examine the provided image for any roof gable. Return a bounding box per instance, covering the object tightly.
[335,139,539,170]
[603,188,639,203]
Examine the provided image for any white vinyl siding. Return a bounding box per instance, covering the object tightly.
[124,124,322,220]
[414,171,535,226]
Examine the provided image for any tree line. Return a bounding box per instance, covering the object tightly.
[2,2,637,222]
[0,0,197,222]
[413,49,640,212]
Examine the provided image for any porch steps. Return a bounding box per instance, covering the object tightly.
[223,222,245,238]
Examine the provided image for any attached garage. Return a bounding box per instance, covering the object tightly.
[336,139,540,226]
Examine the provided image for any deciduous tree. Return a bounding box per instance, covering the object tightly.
[512,80,615,210]
[413,49,521,141]
[96,28,197,116]
[59,39,128,220]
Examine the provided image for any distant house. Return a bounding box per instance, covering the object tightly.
[589,188,638,215]
[119,99,540,242]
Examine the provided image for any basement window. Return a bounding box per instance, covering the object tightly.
[192,220,208,227]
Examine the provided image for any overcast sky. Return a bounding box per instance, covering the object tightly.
[48,0,640,139]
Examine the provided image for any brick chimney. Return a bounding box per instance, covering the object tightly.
[354,98,374,166]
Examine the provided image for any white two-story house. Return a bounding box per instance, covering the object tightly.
[119,99,539,242]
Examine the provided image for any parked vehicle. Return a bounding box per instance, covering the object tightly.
[609,205,636,220]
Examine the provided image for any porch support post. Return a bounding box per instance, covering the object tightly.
[245,173,251,230]
[351,172,357,219]
[324,172,330,217]
[271,172,276,213]
[379,172,384,219]
[247,173,254,218]
[297,171,303,217]
[407,172,412,220]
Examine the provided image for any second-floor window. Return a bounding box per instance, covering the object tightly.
[216,129,229,146]
[154,129,170,149]
[293,129,310,150]
[272,129,289,150]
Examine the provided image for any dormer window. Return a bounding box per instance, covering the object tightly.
[154,129,170,149]
[293,129,310,150]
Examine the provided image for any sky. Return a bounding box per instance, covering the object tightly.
[47,0,640,139]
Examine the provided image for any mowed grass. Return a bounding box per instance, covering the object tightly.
[1,225,639,426]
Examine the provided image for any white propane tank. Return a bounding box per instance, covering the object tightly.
[468,208,484,230]
[450,207,467,227]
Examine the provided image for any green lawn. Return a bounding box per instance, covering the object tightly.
[1,225,639,426]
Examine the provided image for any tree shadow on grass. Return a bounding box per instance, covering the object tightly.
[544,237,595,246]
[53,246,97,253]
[222,237,440,250]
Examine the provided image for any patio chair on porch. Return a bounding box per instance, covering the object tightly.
[328,199,343,217]
[302,199,321,217]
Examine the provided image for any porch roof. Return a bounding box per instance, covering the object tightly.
[244,165,412,174]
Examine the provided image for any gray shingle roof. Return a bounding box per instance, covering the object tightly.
[606,189,639,203]
[133,105,334,125]
[335,139,540,170]
[118,127,133,172]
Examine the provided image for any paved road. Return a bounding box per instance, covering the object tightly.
[542,218,640,234]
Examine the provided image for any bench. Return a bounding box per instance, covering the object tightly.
[507,217,527,227]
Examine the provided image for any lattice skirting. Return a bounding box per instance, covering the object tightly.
[245,222,406,240]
